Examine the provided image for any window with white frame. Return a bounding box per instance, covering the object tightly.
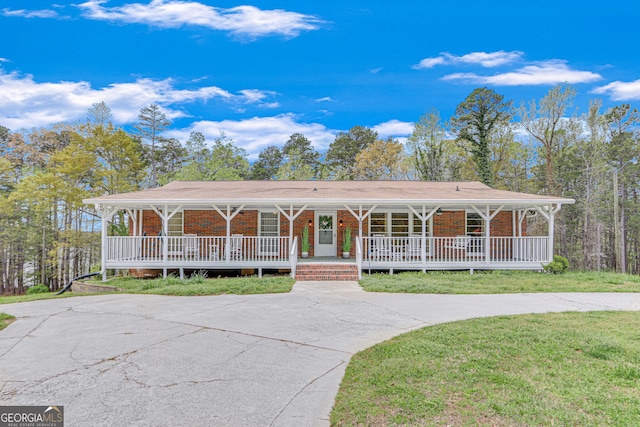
[166,211,184,254]
[369,212,431,237]
[259,211,280,254]
[466,212,485,254]
[370,212,387,235]
[259,212,279,236]
[466,212,484,236]
[391,213,409,236]
[167,211,183,236]
[369,211,432,257]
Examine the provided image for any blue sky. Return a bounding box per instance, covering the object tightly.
[2,0,639,159]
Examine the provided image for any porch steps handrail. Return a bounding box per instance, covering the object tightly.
[356,236,363,279]
[290,236,298,278]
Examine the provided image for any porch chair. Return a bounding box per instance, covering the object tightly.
[183,234,200,260]
[209,244,220,261]
[442,235,469,261]
[445,235,469,250]
[230,234,243,260]
[370,234,390,260]
[406,238,422,260]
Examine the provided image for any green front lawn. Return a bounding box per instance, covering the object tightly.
[332,311,640,426]
[110,274,295,296]
[0,292,81,305]
[360,270,640,294]
[0,275,295,304]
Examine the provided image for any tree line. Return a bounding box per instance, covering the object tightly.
[1,84,639,293]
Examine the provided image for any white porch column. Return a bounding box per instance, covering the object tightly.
[485,205,491,263]
[151,205,183,277]
[470,204,504,264]
[100,208,108,281]
[518,210,527,237]
[408,205,440,264]
[97,204,118,282]
[125,209,138,237]
[344,204,377,238]
[345,205,377,268]
[275,204,308,254]
[535,204,561,262]
[212,204,245,262]
[548,207,555,262]
[162,205,169,277]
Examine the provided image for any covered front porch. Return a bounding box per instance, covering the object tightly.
[103,233,552,279]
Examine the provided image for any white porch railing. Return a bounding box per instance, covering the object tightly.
[105,235,550,271]
[105,235,292,265]
[361,236,550,264]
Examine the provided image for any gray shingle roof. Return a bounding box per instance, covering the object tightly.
[84,180,574,208]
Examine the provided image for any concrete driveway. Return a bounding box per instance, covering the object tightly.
[1,281,639,426]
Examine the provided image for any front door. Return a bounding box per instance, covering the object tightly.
[314,211,336,257]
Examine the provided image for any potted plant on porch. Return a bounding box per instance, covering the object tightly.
[342,225,352,258]
[300,224,310,258]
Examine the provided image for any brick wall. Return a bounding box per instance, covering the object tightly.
[293,210,314,256]
[138,211,162,236]
[491,211,515,236]
[433,211,466,236]
[137,208,525,243]
[432,210,524,237]
[337,210,359,257]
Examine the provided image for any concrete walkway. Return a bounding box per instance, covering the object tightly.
[1,282,639,427]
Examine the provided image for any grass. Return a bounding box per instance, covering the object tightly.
[109,274,295,296]
[0,313,15,330]
[331,311,640,426]
[0,274,295,304]
[360,270,640,294]
[0,292,82,305]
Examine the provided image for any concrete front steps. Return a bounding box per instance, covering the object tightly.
[295,263,359,281]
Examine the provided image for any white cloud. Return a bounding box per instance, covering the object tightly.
[370,68,383,74]
[0,58,8,63]
[76,0,323,39]
[414,57,447,69]
[165,116,416,160]
[259,102,280,109]
[414,50,523,69]
[0,69,277,129]
[592,79,640,101]
[314,97,335,103]
[2,8,59,18]
[165,114,339,159]
[442,60,602,86]
[373,120,413,138]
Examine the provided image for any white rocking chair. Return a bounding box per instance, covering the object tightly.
[183,234,200,260]
[229,234,243,260]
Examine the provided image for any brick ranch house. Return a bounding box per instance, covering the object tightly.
[84,180,574,281]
